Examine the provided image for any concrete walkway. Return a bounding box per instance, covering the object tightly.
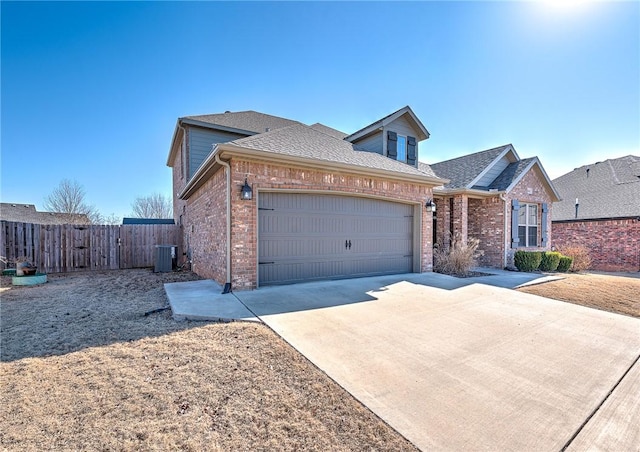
[164,269,640,450]
[165,268,561,321]
[164,279,258,322]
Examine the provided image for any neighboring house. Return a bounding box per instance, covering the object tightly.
[0,203,90,224]
[166,106,558,290]
[552,156,640,272]
[423,145,560,268]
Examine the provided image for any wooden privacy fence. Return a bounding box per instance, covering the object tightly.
[0,221,182,273]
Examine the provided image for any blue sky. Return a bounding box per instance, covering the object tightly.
[2,1,638,220]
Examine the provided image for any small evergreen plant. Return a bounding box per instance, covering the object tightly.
[556,256,573,272]
[514,250,542,272]
[539,251,562,272]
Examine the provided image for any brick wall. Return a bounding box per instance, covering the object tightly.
[183,159,433,290]
[553,218,640,272]
[183,169,227,283]
[468,196,505,267]
[433,166,554,269]
[451,194,469,244]
[506,167,554,267]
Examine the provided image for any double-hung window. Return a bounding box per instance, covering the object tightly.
[518,203,538,247]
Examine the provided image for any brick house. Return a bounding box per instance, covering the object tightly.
[0,203,90,224]
[552,156,640,272]
[422,145,560,268]
[167,107,558,290]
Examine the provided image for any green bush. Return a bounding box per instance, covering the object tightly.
[514,250,542,272]
[539,251,562,272]
[557,255,573,272]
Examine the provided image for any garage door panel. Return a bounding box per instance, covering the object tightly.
[259,193,415,285]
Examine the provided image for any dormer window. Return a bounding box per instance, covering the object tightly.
[387,131,417,165]
[397,135,407,162]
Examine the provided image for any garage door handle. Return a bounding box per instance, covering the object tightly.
[348,240,352,250]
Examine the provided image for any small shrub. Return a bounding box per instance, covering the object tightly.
[514,250,542,272]
[434,233,484,277]
[557,255,573,272]
[558,245,591,272]
[539,251,562,272]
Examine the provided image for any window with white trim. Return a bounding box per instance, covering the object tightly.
[518,203,538,247]
[396,135,407,162]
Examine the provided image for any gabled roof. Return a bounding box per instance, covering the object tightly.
[183,110,300,135]
[167,110,300,165]
[486,158,536,190]
[230,123,437,178]
[179,122,446,199]
[344,106,430,142]
[0,203,90,224]
[552,155,640,221]
[424,145,560,201]
[427,144,514,189]
[310,123,348,139]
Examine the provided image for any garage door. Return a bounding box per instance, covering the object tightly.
[258,192,414,285]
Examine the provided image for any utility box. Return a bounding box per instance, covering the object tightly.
[155,245,177,272]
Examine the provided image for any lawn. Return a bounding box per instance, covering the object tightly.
[0,270,416,451]
[2,269,637,451]
[517,272,640,318]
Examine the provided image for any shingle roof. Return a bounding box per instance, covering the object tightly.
[184,110,300,134]
[552,155,640,221]
[310,123,348,139]
[486,158,536,191]
[345,105,429,142]
[230,123,440,178]
[122,218,175,225]
[427,145,511,189]
[0,203,90,224]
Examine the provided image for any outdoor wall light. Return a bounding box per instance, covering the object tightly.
[240,178,253,201]
[425,198,436,213]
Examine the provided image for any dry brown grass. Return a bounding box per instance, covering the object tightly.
[0,270,415,451]
[517,272,640,318]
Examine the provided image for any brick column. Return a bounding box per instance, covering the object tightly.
[435,197,449,250]
[452,194,468,245]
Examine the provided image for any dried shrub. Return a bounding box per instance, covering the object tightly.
[556,256,573,273]
[539,251,562,272]
[514,250,542,272]
[434,233,483,277]
[558,245,592,272]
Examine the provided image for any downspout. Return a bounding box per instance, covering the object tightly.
[500,193,509,268]
[215,152,232,294]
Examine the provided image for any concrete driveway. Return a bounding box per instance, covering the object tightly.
[235,272,640,451]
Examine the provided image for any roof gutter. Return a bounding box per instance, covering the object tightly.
[433,188,507,198]
[179,142,448,200]
[214,152,232,294]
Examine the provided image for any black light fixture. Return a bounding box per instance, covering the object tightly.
[240,178,253,201]
[425,198,436,212]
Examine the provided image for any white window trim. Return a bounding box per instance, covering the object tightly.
[518,203,539,247]
[396,134,407,163]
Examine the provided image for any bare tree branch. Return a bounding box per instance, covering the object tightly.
[43,179,102,224]
[130,193,172,219]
